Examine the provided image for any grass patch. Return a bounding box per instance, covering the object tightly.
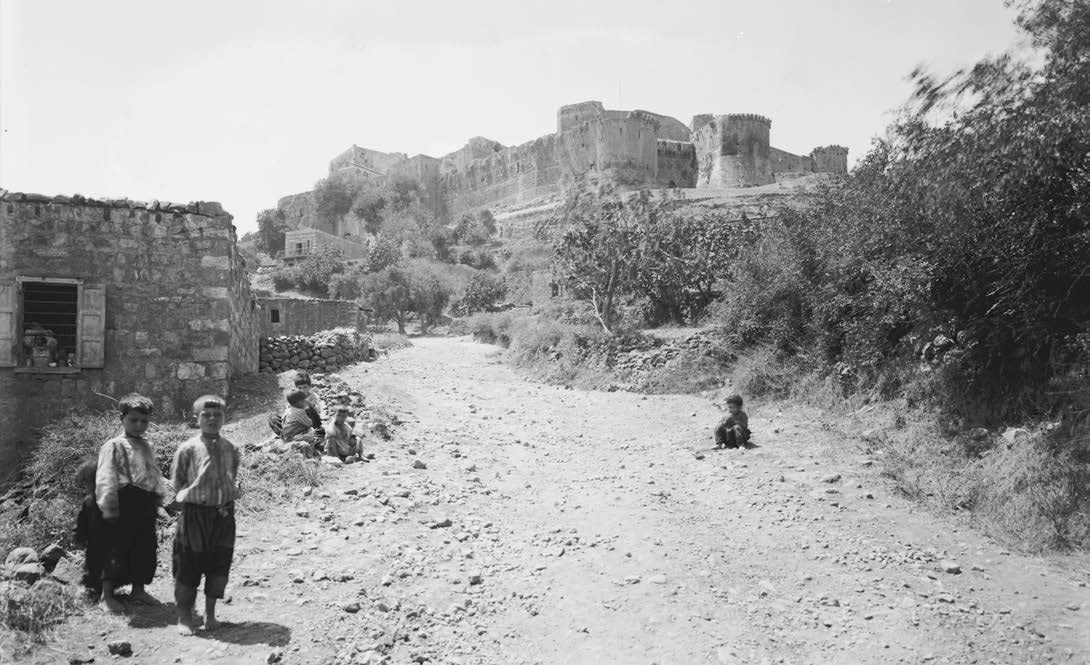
[0,579,81,657]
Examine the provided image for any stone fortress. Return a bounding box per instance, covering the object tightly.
[280,100,848,233]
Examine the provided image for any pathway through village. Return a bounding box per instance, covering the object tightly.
[34,337,1090,665]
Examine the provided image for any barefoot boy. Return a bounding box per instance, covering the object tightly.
[171,395,241,634]
[324,405,360,462]
[95,393,174,613]
[714,394,751,449]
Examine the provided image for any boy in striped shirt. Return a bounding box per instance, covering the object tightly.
[171,394,241,634]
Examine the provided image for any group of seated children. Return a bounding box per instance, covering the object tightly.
[74,393,240,636]
[276,371,362,462]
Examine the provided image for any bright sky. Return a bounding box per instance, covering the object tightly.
[1,0,1022,234]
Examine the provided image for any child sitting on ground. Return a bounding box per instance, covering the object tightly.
[171,394,242,635]
[714,394,751,449]
[95,393,175,613]
[73,459,107,602]
[281,389,321,455]
[324,406,360,462]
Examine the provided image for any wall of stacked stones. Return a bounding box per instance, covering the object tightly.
[259,327,371,374]
[0,192,257,476]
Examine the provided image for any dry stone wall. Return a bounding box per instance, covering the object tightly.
[259,327,371,374]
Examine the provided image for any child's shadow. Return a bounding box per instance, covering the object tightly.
[742,440,760,450]
[128,604,291,646]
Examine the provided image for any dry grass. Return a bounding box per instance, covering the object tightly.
[879,421,1090,551]
[0,579,81,658]
[372,332,413,352]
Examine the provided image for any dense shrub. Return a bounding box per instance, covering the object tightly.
[717,0,1090,425]
[454,272,507,315]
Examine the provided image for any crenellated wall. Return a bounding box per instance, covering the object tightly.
[655,140,697,188]
[286,101,847,223]
[442,135,562,218]
[695,114,774,188]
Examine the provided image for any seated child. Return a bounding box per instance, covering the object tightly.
[324,406,359,462]
[713,394,750,449]
[95,393,174,613]
[73,458,107,602]
[292,371,325,439]
[281,390,321,454]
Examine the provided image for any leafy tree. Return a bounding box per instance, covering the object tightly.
[254,209,288,255]
[456,272,507,315]
[360,266,413,333]
[313,171,367,231]
[550,185,642,334]
[407,262,453,333]
[366,236,402,272]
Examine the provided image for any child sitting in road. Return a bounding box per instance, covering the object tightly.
[324,406,360,462]
[714,394,751,449]
[281,390,321,455]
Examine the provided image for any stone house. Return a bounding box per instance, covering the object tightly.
[0,191,258,478]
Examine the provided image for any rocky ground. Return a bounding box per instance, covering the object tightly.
[20,336,1090,665]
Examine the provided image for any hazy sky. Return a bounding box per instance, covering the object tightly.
[1,0,1022,233]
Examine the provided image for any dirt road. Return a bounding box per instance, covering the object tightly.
[33,337,1090,664]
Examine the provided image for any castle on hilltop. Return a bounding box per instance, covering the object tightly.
[279,101,847,233]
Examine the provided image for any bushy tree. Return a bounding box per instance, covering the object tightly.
[551,186,642,333]
[367,236,402,272]
[407,262,453,333]
[313,171,368,231]
[360,266,413,333]
[456,272,507,315]
[254,209,289,255]
[720,0,1090,421]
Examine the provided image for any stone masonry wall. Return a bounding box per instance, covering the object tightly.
[0,191,257,479]
[259,328,371,374]
[257,297,361,338]
[655,140,698,188]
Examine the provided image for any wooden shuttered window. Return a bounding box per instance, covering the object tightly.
[0,282,15,367]
[78,284,106,368]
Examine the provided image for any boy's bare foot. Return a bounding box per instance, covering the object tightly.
[127,589,162,606]
[177,613,201,635]
[204,618,222,631]
[100,594,125,614]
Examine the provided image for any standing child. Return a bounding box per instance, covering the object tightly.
[95,393,174,613]
[714,394,751,449]
[73,459,106,602]
[171,395,241,635]
[293,371,325,439]
[324,406,360,462]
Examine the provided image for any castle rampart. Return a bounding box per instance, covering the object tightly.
[695,114,774,188]
[287,101,847,225]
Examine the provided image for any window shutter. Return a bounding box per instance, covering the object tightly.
[78,283,106,368]
[0,282,15,367]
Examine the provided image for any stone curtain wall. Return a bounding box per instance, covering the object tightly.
[257,297,361,338]
[276,102,847,226]
[259,327,371,374]
[655,140,698,188]
[442,136,562,218]
[0,192,257,476]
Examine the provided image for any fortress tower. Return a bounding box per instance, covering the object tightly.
[694,114,773,188]
[556,102,668,187]
[810,145,849,175]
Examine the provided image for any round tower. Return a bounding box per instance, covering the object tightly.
[719,114,772,187]
[810,145,849,174]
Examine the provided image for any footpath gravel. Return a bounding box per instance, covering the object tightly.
[30,336,1090,665]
